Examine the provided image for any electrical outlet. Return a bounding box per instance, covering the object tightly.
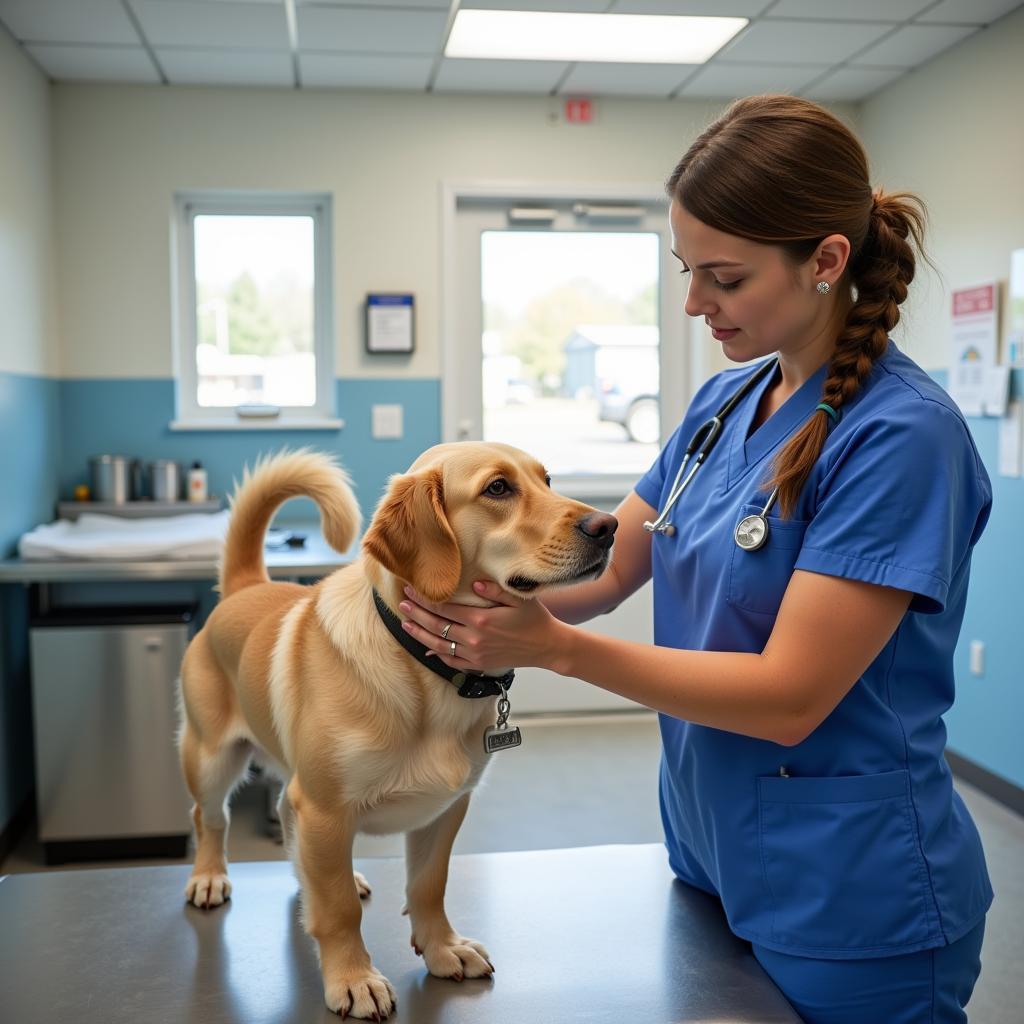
[969,640,985,677]
[372,404,403,440]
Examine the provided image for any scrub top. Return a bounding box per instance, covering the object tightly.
[634,340,993,961]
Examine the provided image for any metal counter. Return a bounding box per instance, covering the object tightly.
[0,844,799,1023]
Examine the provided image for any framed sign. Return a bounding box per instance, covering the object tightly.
[365,293,415,354]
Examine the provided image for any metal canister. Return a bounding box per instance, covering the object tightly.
[150,460,182,502]
[89,455,131,504]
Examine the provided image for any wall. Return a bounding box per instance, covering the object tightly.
[859,4,1024,788]
[0,26,60,834]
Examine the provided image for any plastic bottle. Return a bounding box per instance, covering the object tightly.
[187,461,208,503]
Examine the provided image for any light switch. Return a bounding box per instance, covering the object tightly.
[372,404,403,440]
[969,640,984,677]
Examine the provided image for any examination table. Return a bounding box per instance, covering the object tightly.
[0,843,799,1022]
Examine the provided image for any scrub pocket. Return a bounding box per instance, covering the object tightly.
[758,769,937,955]
[727,506,808,615]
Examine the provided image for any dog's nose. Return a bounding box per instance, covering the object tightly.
[576,512,618,550]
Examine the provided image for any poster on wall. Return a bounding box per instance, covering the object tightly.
[948,282,999,416]
[1008,249,1024,367]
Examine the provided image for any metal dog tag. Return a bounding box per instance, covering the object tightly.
[484,723,523,754]
[484,684,522,754]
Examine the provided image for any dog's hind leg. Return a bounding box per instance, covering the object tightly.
[180,721,252,910]
[405,793,494,981]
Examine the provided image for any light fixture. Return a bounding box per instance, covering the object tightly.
[445,10,747,64]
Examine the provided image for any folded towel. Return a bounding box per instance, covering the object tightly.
[19,510,232,561]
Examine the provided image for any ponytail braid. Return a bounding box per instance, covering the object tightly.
[765,190,929,518]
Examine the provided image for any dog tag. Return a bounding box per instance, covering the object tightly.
[484,723,523,754]
[484,683,522,753]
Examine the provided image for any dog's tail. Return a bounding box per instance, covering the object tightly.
[219,449,361,599]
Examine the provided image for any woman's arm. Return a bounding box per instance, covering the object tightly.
[540,491,655,624]
[399,569,911,746]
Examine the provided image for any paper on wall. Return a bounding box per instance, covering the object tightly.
[949,282,999,417]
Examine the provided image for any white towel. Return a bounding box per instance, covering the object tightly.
[18,511,232,561]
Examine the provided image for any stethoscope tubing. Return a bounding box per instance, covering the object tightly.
[644,357,779,539]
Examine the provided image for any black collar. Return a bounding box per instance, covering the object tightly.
[372,588,515,699]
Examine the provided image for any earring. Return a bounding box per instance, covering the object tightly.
[816,281,831,295]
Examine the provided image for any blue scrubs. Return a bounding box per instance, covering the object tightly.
[635,342,992,1020]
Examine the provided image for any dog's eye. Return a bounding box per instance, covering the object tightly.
[544,474,551,487]
[484,479,511,497]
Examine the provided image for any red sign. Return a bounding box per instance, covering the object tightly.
[564,98,593,124]
[953,284,995,317]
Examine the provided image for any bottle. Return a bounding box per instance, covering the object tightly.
[187,461,208,503]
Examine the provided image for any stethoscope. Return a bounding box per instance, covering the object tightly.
[643,357,781,552]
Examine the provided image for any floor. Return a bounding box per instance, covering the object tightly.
[3,712,1021,1022]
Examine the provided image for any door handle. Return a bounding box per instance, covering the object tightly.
[144,636,164,651]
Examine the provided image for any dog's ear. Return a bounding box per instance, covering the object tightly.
[362,467,462,602]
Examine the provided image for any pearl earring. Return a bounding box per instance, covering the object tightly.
[816,281,831,295]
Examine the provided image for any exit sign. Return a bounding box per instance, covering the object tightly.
[564,98,593,123]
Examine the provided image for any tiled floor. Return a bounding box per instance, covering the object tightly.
[3,713,1021,1022]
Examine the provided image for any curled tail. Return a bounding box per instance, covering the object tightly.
[219,449,361,599]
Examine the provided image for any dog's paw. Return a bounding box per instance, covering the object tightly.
[324,967,396,1020]
[185,872,231,909]
[354,870,371,899]
[415,934,494,982]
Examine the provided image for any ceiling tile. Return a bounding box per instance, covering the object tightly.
[678,60,830,98]
[433,58,568,94]
[0,0,138,45]
[802,65,906,100]
[914,0,1023,24]
[766,0,933,20]
[156,47,293,85]
[559,61,696,96]
[300,52,433,90]
[295,0,448,6]
[132,0,289,50]
[852,23,978,66]
[296,6,447,54]
[609,1,773,14]
[25,42,160,82]
[716,19,893,63]
[454,1,608,10]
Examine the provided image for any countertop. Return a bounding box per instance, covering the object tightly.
[0,523,354,583]
[0,844,799,1023]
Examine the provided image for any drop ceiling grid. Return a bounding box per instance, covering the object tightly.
[0,0,1019,101]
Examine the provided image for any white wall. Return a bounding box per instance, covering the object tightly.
[0,27,58,377]
[858,5,1024,370]
[51,84,856,381]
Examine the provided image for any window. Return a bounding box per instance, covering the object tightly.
[171,192,338,429]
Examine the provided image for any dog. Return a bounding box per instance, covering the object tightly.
[177,443,617,1019]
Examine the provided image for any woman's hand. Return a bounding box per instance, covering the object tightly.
[399,581,566,674]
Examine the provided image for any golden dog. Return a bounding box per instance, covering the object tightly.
[177,444,617,1019]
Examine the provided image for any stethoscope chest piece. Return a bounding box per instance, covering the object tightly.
[734,513,769,551]
[733,486,780,552]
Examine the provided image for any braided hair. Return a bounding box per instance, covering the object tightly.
[666,95,928,518]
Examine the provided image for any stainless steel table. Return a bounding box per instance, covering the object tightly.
[0,844,799,1023]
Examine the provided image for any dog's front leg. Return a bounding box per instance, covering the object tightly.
[290,781,396,1020]
[405,792,494,981]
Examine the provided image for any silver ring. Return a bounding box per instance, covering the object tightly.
[440,622,453,640]
[449,640,457,657]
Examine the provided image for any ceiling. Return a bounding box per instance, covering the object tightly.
[1,0,1021,102]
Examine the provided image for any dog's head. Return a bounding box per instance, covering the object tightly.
[361,442,617,604]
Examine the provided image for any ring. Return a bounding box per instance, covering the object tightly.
[440,622,453,640]
[450,640,458,657]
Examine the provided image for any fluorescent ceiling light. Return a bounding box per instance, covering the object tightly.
[446,10,747,64]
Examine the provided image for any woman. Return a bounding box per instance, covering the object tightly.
[400,95,992,1024]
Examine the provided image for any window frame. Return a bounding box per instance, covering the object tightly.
[170,190,340,431]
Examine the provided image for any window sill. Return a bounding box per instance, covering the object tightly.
[169,418,345,432]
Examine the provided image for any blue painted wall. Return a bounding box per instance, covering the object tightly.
[0,371,62,835]
[937,370,1024,793]
[57,378,441,523]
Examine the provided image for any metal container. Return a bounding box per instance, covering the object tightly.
[150,460,182,502]
[89,455,131,504]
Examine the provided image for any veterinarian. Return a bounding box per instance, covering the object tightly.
[400,95,991,1024]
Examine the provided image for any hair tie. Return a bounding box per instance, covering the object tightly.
[815,402,839,422]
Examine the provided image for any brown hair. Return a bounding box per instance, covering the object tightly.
[666,94,927,518]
